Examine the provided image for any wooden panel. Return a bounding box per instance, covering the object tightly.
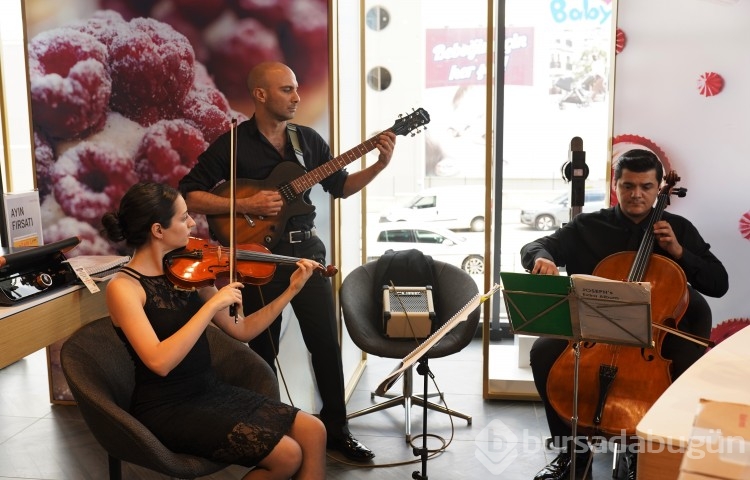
[0,284,108,369]
[637,438,684,480]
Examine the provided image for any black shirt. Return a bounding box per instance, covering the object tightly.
[520,205,728,298]
[178,116,348,231]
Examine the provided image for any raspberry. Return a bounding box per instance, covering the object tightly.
[208,18,283,99]
[172,0,228,28]
[52,141,138,223]
[28,28,111,140]
[99,0,159,19]
[179,64,236,143]
[228,0,290,26]
[71,9,128,50]
[279,0,328,85]
[108,17,195,124]
[152,8,210,63]
[134,119,208,187]
[34,130,56,199]
[45,217,114,256]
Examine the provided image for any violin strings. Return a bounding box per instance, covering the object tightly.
[191,245,304,266]
[236,251,306,265]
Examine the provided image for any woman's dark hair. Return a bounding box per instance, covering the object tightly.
[613,149,664,184]
[101,183,180,248]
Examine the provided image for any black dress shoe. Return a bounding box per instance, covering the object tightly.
[624,451,637,480]
[533,451,592,480]
[326,433,375,461]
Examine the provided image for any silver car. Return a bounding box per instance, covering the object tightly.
[520,190,607,231]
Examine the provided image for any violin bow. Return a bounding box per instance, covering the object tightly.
[228,118,239,322]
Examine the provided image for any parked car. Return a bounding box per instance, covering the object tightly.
[378,185,486,232]
[520,189,607,231]
[367,223,484,275]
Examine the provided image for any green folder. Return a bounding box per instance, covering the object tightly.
[500,271,576,339]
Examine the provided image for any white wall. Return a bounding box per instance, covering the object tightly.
[613,0,749,325]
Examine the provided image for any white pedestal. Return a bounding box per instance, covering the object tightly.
[487,335,540,400]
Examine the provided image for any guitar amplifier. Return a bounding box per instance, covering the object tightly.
[382,286,435,339]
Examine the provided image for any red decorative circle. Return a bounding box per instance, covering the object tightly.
[740,211,750,240]
[615,28,627,55]
[697,71,724,97]
[610,135,673,206]
[710,318,750,349]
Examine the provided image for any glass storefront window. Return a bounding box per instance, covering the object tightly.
[360,0,613,399]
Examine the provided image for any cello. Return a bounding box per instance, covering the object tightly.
[546,171,689,437]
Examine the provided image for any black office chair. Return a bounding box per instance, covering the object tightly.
[60,317,279,480]
[340,258,480,442]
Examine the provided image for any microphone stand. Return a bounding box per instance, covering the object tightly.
[412,356,433,480]
[561,136,588,479]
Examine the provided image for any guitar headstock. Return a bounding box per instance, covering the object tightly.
[391,108,430,137]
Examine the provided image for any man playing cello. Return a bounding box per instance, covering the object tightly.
[521,149,728,479]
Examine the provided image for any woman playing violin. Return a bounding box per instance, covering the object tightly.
[101,182,326,480]
[521,150,728,480]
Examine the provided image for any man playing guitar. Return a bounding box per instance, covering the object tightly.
[179,61,396,462]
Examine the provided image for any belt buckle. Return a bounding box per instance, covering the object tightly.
[288,230,303,244]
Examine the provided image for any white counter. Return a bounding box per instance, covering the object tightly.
[636,325,750,479]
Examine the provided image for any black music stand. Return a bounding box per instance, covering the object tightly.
[500,272,652,479]
[376,285,501,480]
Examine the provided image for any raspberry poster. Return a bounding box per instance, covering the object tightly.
[23,0,329,255]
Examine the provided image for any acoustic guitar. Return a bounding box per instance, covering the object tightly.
[207,108,430,248]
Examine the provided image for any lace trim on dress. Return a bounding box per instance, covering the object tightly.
[118,266,194,311]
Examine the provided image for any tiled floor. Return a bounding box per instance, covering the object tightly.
[0,337,624,479]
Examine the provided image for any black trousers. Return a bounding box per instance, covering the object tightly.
[529,285,712,445]
[243,236,349,438]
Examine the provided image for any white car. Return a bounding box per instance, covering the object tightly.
[367,223,484,275]
[378,185,486,232]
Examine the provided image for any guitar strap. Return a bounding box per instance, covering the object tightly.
[286,123,305,169]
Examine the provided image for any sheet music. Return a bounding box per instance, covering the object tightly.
[570,274,652,346]
[375,284,501,396]
[64,255,130,280]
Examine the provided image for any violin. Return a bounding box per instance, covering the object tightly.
[546,171,689,437]
[163,237,337,290]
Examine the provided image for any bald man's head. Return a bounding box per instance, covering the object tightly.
[246,61,291,92]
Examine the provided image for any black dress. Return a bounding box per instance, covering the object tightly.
[114,266,298,467]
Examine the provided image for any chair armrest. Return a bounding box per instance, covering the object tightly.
[207,326,280,401]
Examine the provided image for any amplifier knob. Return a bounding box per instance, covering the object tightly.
[36,273,53,289]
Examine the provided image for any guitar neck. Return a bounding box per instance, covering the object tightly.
[288,131,389,195]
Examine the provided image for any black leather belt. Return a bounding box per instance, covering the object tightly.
[284,228,317,243]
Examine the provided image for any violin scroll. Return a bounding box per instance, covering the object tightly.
[320,264,338,277]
